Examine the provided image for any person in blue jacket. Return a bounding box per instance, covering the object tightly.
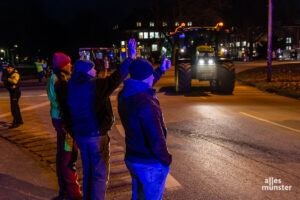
[118,55,172,200]
[66,39,136,200]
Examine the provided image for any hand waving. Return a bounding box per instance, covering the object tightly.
[160,56,171,72]
[128,38,136,59]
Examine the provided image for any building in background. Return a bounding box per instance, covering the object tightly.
[112,19,194,63]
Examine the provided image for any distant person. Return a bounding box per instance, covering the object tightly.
[41,58,48,78]
[1,62,8,88]
[94,52,102,78]
[35,58,44,84]
[0,61,3,86]
[66,39,135,200]
[6,64,23,129]
[118,56,172,200]
[47,53,81,199]
[272,51,276,60]
[103,55,109,78]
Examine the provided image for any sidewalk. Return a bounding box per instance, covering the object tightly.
[0,86,132,199]
[0,137,57,199]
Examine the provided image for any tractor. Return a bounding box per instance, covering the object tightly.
[162,22,235,94]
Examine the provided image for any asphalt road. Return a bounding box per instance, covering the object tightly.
[149,66,300,200]
[0,62,299,199]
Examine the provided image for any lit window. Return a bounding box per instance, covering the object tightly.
[144,32,149,39]
[155,32,160,39]
[136,22,142,27]
[150,22,155,27]
[286,37,292,44]
[139,32,144,39]
[162,22,167,27]
[152,44,158,51]
[286,46,291,50]
[236,42,240,47]
[150,32,155,39]
[187,22,192,26]
[247,43,250,47]
[121,41,125,46]
[242,41,247,46]
[160,33,165,38]
[175,22,180,26]
[113,24,119,30]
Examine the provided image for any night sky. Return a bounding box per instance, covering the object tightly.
[0,0,299,60]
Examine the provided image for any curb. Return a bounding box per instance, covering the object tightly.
[237,79,300,100]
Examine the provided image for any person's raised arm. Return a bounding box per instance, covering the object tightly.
[95,38,136,98]
[152,56,171,86]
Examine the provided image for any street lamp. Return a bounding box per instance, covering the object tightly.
[267,0,273,82]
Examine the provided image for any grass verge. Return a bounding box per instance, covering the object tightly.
[237,63,300,99]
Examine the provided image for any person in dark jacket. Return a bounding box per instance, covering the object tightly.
[66,39,136,200]
[6,64,23,129]
[118,56,172,200]
[47,53,81,200]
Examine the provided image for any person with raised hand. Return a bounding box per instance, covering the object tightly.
[65,39,135,200]
[118,54,172,200]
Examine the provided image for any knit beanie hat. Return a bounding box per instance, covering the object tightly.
[53,52,71,70]
[74,60,95,73]
[130,59,154,80]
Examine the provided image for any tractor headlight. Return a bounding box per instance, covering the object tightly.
[208,59,214,65]
[199,59,204,65]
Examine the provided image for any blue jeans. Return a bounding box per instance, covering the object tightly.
[125,160,170,200]
[76,135,110,200]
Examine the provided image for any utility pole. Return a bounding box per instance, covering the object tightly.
[267,0,273,82]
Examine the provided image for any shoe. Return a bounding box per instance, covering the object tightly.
[8,124,20,129]
[19,121,24,125]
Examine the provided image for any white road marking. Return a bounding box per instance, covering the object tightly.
[110,95,117,101]
[240,112,300,134]
[116,125,125,138]
[165,174,182,190]
[115,124,182,190]
[0,94,47,98]
[0,101,50,119]
[114,87,121,92]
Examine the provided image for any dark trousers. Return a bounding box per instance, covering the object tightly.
[75,135,110,200]
[9,90,22,124]
[52,118,81,198]
[38,71,44,83]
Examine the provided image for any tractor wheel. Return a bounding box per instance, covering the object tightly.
[175,62,192,92]
[210,65,235,94]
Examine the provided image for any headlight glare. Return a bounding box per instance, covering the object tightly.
[208,59,214,65]
[199,59,205,65]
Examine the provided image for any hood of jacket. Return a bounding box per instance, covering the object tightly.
[122,78,152,98]
[69,71,93,84]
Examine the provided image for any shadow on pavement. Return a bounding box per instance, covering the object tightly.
[158,86,212,97]
[0,121,9,128]
[0,173,57,200]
